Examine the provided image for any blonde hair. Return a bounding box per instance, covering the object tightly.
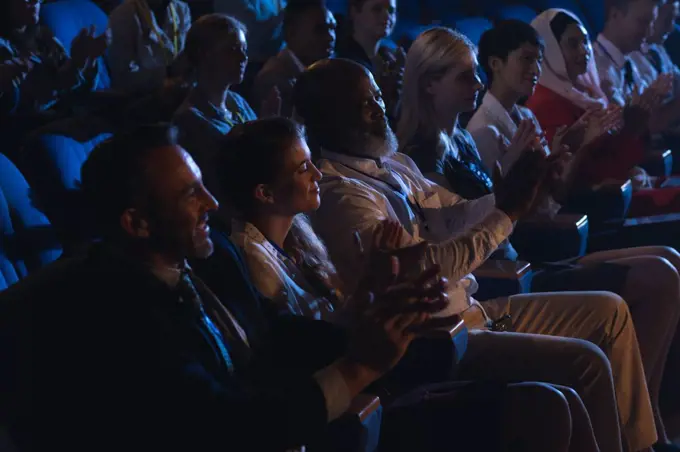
[397,27,477,156]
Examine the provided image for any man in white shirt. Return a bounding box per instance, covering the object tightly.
[294,57,656,452]
[594,0,662,104]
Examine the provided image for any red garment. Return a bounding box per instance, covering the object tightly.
[526,84,645,186]
[527,84,680,216]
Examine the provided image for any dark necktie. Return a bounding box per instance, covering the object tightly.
[623,59,636,94]
[177,271,235,374]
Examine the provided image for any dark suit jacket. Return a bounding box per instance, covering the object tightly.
[0,243,332,452]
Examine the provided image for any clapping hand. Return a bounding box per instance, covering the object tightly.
[346,263,451,375]
[260,85,282,117]
[500,119,541,161]
[0,56,36,89]
[70,26,109,71]
[493,148,548,221]
[353,219,428,293]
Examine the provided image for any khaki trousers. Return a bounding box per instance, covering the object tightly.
[461,290,655,452]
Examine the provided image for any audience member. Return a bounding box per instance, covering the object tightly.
[108,0,191,94]
[294,57,654,452]
[213,0,285,64]
[0,123,448,451]
[215,116,600,452]
[524,11,680,216]
[335,0,404,119]
[173,14,263,202]
[0,0,105,116]
[400,25,680,451]
[253,0,337,117]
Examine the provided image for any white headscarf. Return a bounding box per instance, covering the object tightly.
[531,9,609,110]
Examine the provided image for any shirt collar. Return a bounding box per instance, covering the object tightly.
[597,34,627,68]
[319,149,391,176]
[479,92,519,138]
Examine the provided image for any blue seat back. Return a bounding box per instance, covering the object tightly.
[494,5,538,23]
[22,118,113,239]
[455,17,494,46]
[0,154,62,290]
[40,0,111,90]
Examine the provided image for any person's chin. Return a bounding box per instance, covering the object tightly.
[193,237,214,260]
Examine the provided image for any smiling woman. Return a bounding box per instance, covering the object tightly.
[216,117,341,319]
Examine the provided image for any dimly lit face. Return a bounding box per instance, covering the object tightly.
[558,22,592,79]
[427,48,484,116]
[651,0,679,43]
[206,29,249,85]
[142,146,219,260]
[492,42,543,98]
[288,7,337,65]
[9,0,41,29]
[610,0,659,53]
[265,137,323,215]
[351,0,397,42]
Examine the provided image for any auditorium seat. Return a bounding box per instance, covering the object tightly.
[492,5,538,23]
[21,117,113,247]
[0,154,62,291]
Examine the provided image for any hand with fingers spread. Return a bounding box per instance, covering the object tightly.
[501,119,540,160]
[493,148,548,221]
[0,57,35,89]
[260,85,282,117]
[344,264,450,375]
[353,219,429,294]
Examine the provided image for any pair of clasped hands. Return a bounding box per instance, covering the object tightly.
[0,26,109,90]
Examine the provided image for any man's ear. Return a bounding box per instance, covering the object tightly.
[254,184,275,205]
[488,55,504,75]
[120,208,150,238]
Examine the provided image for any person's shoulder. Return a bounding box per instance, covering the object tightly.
[227,91,257,120]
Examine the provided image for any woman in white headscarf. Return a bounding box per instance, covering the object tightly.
[526,8,680,216]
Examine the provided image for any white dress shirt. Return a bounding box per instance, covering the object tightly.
[466,92,550,175]
[311,149,513,319]
[466,92,561,218]
[229,219,335,320]
[594,34,647,106]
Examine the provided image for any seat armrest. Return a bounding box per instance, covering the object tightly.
[511,214,589,262]
[641,149,673,178]
[316,395,382,452]
[563,180,632,227]
[473,260,533,301]
[346,394,382,422]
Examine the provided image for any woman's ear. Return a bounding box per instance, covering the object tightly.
[120,208,150,238]
[254,184,275,205]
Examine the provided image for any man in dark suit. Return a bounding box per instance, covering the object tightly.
[0,124,446,451]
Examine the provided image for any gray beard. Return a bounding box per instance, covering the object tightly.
[352,127,398,160]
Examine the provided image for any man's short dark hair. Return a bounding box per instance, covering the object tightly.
[79,124,179,238]
[283,0,328,35]
[478,20,545,85]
